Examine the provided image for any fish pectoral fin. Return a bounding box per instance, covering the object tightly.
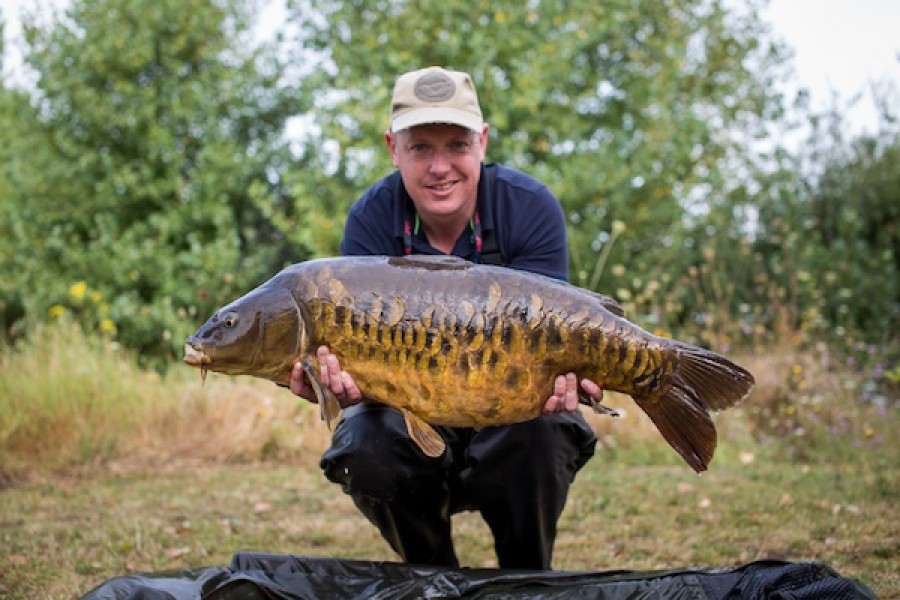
[402,410,446,458]
[300,358,341,430]
[578,392,620,418]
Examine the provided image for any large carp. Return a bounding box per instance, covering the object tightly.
[184,255,754,472]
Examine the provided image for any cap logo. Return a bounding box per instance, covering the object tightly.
[414,72,456,102]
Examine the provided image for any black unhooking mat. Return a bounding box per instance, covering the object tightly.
[80,552,877,600]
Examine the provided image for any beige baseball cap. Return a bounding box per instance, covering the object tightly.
[389,67,484,133]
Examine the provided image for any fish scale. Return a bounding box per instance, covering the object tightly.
[184,254,754,472]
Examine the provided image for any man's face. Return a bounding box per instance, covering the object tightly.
[386,123,489,221]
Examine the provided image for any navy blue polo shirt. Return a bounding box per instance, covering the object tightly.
[340,163,569,281]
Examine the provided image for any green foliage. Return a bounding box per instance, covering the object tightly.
[1,0,895,362]
[0,0,303,363]
[748,85,900,346]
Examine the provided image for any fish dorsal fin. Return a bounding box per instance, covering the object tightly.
[402,410,446,458]
[388,255,473,271]
[588,290,626,317]
[299,357,341,429]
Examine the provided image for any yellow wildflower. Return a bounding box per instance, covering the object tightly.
[48,305,66,319]
[69,281,88,301]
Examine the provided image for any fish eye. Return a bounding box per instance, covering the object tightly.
[223,315,237,328]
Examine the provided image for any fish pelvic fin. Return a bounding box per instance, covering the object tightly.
[402,410,446,458]
[299,357,341,430]
[637,344,755,473]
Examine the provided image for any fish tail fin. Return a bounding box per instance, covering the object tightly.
[636,344,754,473]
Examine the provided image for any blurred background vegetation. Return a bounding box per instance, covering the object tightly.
[0,0,897,477]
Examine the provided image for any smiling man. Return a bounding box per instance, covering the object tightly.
[289,67,600,570]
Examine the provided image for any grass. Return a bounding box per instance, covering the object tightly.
[2,455,896,598]
[0,323,897,598]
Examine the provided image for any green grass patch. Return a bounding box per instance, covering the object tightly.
[1,458,896,598]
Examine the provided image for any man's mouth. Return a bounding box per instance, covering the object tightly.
[429,181,457,191]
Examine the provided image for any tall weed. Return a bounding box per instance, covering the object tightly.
[0,321,327,485]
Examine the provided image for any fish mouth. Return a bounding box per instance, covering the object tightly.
[183,341,210,367]
[183,341,212,383]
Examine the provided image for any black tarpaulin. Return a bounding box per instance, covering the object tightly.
[80,552,877,600]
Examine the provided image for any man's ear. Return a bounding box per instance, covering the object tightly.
[385,130,401,168]
[478,123,490,159]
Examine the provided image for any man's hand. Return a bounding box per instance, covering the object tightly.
[543,373,603,414]
[289,346,362,409]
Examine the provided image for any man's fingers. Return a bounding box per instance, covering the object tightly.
[581,378,604,402]
[553,374,566,398]
[544,374,572,414]
[326,355,343,392]
[341,371,362,404]
[564,372,578,411]
[543,395,561,414]
[316,345,331,363]
[289,361,315,401]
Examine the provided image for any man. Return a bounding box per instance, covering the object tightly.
[290,66,600,570]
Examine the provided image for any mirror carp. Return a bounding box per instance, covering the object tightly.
[184,255,754,472]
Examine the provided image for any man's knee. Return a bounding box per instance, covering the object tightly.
[466,413,597,487]
[320,403,439,501]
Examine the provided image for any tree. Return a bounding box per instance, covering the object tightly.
[1,0,303,361]
[755,84,900,340]
[281,0,789,295]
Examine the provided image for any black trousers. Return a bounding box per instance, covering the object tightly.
[320,402,597,569]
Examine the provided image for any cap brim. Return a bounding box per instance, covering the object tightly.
[391,107,483,133]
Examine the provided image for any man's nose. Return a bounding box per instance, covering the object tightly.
[429,148,451,174]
